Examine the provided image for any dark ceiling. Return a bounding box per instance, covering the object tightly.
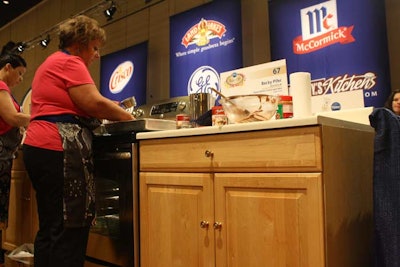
[0,0,43,28]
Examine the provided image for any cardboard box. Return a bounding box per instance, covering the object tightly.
[220,59,289,97]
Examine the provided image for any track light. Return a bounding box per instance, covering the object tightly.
[40,35,51,48]
[103,1,117,21]
[14,42,27,54]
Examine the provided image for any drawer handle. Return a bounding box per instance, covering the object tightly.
[213,222,222,230]
[200,221,209,229]
[204,150,214,158]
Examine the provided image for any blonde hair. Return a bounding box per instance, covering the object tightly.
[58,15,106,50]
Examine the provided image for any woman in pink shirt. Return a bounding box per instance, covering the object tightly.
[0,42,30,267]
[23,15,134,267]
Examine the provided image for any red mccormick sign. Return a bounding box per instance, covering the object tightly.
[269,0,390,110]
[293,1,355,54]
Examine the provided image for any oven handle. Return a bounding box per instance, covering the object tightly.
[95,152,131,160]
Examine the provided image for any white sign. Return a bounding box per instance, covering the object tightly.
[109,61,134,94]
[220,59,288,97]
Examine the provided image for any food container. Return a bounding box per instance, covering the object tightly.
[176,114,191,129]
[212,106,228,126]
[219,94,279,123]
[276,95,293,119]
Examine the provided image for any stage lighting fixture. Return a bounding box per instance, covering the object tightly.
[40,35,51,48]
[15,42,27,53]
[104,1,117,21]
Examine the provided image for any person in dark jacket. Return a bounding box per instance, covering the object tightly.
[384,89,400,115]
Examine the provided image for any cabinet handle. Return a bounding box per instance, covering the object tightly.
[200,221,209,228]
[204,150,214,158]
[213,222,222,230]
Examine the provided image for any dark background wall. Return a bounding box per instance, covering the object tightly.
[0,0,397,106]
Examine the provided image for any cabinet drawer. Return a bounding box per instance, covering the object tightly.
[140,126,322,172]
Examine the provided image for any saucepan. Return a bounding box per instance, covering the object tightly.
[96,96,137,134]
[119,96,137,110]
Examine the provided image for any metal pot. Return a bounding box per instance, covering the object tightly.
[120,96,137,115]
[189,93,215,126]
[120,96,137,110]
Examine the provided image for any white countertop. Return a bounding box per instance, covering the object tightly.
[136,107,374,140]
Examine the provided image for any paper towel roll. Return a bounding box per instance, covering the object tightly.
[289,72,312,118]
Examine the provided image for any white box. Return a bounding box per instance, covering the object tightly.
[220,59,289,97]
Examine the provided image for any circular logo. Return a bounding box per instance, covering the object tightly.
[187,66,220,96]
[109,61,134,94]
[331,102,341,111]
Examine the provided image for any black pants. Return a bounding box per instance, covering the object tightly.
[23,145,90,267]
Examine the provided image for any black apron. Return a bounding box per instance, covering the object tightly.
[56,122,96,228]
[0,127,23,229]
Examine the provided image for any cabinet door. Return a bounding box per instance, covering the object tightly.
[2,170,35,251]
[140,172,214,267]
[214,173,325,267]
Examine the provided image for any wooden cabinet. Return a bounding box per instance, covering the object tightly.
[213,173,324,267]
[139,124,374,267]
[2,150,38,251]
[140,172,214,266]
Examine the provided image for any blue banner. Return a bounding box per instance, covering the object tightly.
[170,0,242,97]
[269,0,390,111]
[100,42,148,106]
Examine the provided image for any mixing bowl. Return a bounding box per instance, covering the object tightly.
[219,94,279,123]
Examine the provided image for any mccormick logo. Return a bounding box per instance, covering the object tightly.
[109,61,134,94]
[293,0,355,54]
[181,18,226,48]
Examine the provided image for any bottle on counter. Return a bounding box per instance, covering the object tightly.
[276,95,293,119]
[176,114,191,129]
[212,105,228,126]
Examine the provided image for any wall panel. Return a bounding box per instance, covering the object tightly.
[125,10,149,48]
[148,1,170,101]
[241,0,270,67]
[169,0,211,16]
[0,0,397,104]
[386,0,400,90]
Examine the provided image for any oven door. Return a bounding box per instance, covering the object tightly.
[86,139,139,267]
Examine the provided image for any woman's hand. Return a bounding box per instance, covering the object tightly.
[69,84,134,121]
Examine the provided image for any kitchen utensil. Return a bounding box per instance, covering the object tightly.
[210,88,255,122]
[210,88,250,116]
[189,93,214,127]
[218,93,279,123]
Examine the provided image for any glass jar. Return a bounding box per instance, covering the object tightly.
[276,95,293,119]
